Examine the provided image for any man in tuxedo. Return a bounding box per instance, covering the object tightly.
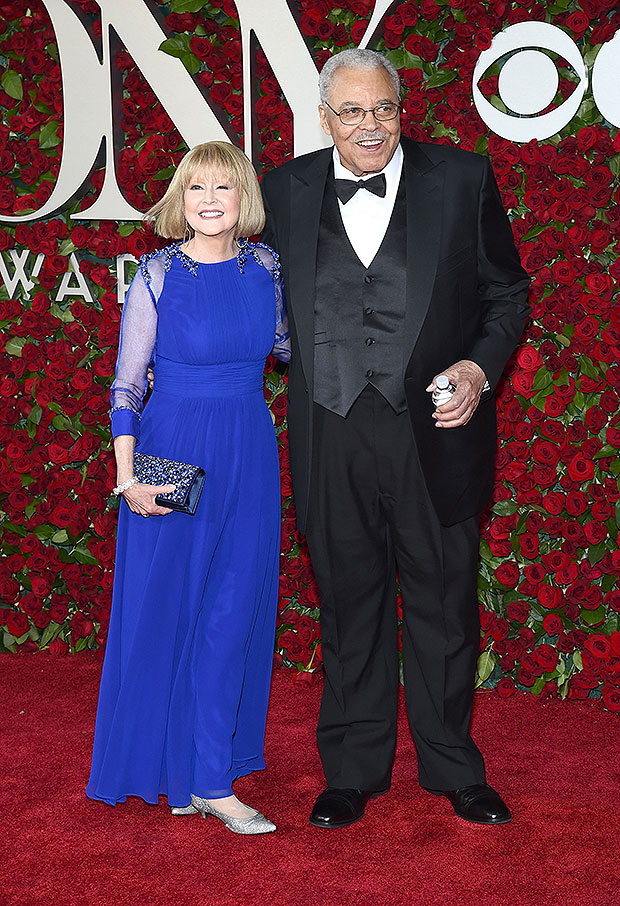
[261,48,530,828]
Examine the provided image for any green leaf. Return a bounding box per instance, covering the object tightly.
[609,155,620,179]
[1,69,23,101]
[579,356,601,380]
[40,621,62,648]
[75,637,89,652]
[572,651,583,671]
[117,223,135,237]
[383,49,424,71]
[425,69,458,90]
[158,37,201,75]
[475,650,496,687]
[58,238,77,256]
[587,543,607,566]
[52,414,73,431]
[49,302,75,323]
[581,605,606,625]
[158,35,192,59]
[51,529,69,544]
[72,546,98,565]
[152,166,177,181]
[474,135,488,155]
[3,631,17,650]
[27,404,42,425]
[38,121,61,149]
[532,368,553,391]
[5,336,27,357]
[170,0,210,11]
[492,499,519,517]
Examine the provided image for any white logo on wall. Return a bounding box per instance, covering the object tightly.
[473,22,620,141]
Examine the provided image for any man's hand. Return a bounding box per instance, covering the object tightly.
[426,360,487,428]
[147,369,154,391]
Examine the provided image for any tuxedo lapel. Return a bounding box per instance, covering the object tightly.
[402,140,445,369]
[289,149,332,387]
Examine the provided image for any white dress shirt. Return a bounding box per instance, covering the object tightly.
[333,143,404,269]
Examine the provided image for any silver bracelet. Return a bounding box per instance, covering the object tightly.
[112,477,139,496]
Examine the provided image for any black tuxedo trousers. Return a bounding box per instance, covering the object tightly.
[305,386,486,792]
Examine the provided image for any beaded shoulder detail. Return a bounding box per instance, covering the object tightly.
[138,244,191,284]
[236,239,282,281]
[138,241,281,283]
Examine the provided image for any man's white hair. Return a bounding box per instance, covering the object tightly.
[318,48,401,105]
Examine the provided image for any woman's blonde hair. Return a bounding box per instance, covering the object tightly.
[144,141,265,239]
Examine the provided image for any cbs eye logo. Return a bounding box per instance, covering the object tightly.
[472,22,620,142]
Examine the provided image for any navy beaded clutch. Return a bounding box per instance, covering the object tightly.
[133,452,205,515]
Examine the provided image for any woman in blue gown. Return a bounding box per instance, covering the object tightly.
[86,142,290,834]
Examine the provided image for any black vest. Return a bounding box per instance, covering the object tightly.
[313,171,408,416]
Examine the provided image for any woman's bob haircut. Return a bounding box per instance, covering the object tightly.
[144,141,265,239]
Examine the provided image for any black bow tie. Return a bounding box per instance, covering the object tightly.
[334,172,387,204]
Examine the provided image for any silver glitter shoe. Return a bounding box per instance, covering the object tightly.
[170,803,200,816]
[190,794,276,835]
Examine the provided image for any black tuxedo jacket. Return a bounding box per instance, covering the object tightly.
[261,137,530,529]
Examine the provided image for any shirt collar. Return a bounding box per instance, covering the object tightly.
[332,142,403,189]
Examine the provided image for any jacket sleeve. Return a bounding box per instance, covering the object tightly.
[466,157,531,390]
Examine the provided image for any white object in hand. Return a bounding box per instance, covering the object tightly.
[432,374,456,407]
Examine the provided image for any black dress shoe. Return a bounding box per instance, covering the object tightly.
[309,787,375,828]
[442,783,512,825]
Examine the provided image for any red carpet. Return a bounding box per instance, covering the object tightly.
[1,655,619,906]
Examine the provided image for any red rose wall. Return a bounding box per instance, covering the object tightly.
[1,0,620,709]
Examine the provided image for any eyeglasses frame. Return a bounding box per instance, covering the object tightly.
[324,101,401,126]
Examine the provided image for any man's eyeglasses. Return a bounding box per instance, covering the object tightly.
[325,102,401,126]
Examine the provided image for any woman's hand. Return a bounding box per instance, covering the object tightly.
[122,482,176,517]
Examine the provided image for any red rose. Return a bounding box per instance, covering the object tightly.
[532,644,558,673]
[566,10,589,38]
[49,602,68,623]
[567,453,595,483]
[30,575,51,597]
[542,614,563,635]
[49,637,69,656]
[516,668,536,687]
[516,345,543,372]
[537,585,563,610]
[602,686,620,712]
[6,611,29,637]
[494,562,520,587]
[585,635,611,659]
[475,29,493,50]
[519,533,539,559]
[71,611,94,638]
[496,677,515,698]
[419,0,440,21]
[506,601,530,623]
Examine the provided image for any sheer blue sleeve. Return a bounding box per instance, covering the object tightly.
[110,256,164,440]
[252,242,291,363]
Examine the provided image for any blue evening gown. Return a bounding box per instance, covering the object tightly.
[86,241,289,807]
